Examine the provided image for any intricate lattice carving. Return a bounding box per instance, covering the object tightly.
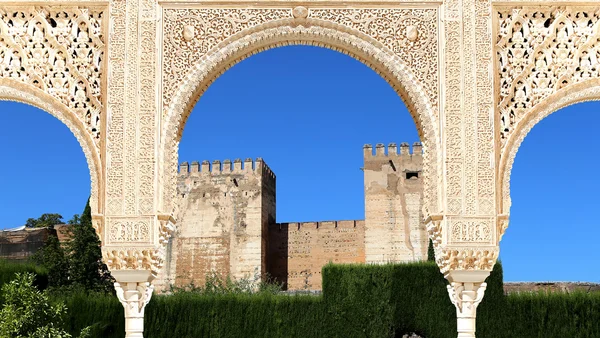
[496,6,600,146]
[162,8,437,114]
[0,6,105,145]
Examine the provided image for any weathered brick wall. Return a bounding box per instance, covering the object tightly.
[363,143,427,264]
[155,158,275,291]
[504,282,600,294]
[268,220,365,290]
[0,227,52,261]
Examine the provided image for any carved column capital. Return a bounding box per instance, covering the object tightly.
[446,271,490,338]
[113,271,154,338]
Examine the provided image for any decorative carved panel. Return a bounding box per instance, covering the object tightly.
[162,7,438,117]
[450,219,493,243]
[496,6,600,147]
[108,220,151,243]
[0,6,105,146]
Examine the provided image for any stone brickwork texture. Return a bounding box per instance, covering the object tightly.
[268,220,365,290]
[363,142,427,264]
[155,158,275,290]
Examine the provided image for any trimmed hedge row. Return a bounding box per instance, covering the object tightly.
[0,260,47,302]
[3,260,600,337]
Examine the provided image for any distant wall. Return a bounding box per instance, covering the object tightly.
[268,220,365,290]
[504,282,600,294]
[0,228,52,261]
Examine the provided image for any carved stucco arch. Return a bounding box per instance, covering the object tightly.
[160,19,441,223]
[0,78,102,217]
[498,78,600,236]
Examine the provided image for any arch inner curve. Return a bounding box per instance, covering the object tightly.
[0,79,102,217]
[159,20,441,219]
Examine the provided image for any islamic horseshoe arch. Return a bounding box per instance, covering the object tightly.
[159,7,442,222]
[0,7,105,218]
[496,6,600,238]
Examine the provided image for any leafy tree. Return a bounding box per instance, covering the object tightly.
[427,238,435,262]
[65,199,114,293]
[0,272,91,338]
[25,213,64,228]
[31,233,70,288]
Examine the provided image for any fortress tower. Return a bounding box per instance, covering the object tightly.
[154,143,427,292]
[156,158,276,289]
[363,142,428,263]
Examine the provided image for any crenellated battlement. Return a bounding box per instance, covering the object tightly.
[274,220,363,231]
[178,157,276,180]
[363,142,423,158]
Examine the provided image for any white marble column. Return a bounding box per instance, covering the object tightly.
[113,271,154,338]
[446,271,490,338]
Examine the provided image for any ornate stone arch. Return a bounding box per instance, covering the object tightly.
[159,17,441,223]
[0,78,102,218]
[498,78,600,235]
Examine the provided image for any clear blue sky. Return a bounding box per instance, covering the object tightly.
[0,46,597,282]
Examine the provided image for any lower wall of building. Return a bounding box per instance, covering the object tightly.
[267,220,365,290]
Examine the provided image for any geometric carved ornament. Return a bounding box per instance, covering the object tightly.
[0,7,104,146]
[497,6,600,147]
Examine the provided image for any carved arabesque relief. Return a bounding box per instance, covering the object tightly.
[0,6,105,145]
[160,7,441,230]
[497,6,600,145]
[497,6,600,221]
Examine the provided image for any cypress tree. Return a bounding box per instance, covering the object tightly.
[31,233,70,288]
[427,239,435,262]
[66,198,114,293]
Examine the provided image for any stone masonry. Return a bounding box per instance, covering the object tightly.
[155,142,427,291]
[363,142,427,264]
[157,158,276,289]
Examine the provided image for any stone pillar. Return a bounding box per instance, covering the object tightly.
[113,270,155,338]
[446,271,489,338]
[426,215,497,338]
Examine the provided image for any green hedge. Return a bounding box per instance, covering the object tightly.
[2,260,600,337]
[0,259,47,301]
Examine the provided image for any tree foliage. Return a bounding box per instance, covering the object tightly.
[427,239,435,262]
[64,199,114,293]
[31,234,69,288]
[25,213,64,228]
[0,272,78,338]
[32,199,114,293]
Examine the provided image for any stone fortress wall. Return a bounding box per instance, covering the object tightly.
[155,142,428,291]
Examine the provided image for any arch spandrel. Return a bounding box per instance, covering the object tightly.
[495,6,600,239]
[159,6,442,225]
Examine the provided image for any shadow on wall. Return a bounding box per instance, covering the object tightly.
[267,223,289,290]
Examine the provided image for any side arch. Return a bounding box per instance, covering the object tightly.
[159,20,441,222]
[0,79,102,218]
[498,78,600,222]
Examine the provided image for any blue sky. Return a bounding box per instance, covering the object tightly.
[1,45,598,282]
